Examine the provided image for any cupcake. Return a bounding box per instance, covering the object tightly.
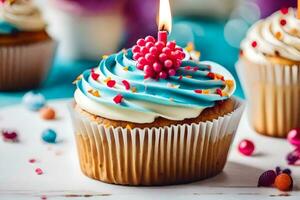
[70,36,244,185]
[45,0,125,61]
[237,8,300,138]
[0,0,56,91]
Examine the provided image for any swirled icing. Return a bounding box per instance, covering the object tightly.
[74,49,235,123]
[241,8,300,64]
[0,0,46,34]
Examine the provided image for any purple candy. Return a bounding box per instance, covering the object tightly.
[258,170,277,187]
[286,149,300,165]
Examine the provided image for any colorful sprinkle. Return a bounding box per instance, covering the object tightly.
[207,72,215,79]
[102,55,108,59]
[107,80,116,88]
[225,80,234,88]
[275,32,282,40]
[104,77,111,83]
[194,89,202,94]
[113,94,123,104]
[35,168,43,175]
[178,75,183,80]
[280,19,287,26]
[123,66,129,71]
[72,75,82,84]
[1,130,18,142]
[185,42,194,52]
[131,87,137,93]
[40,107,56,120]
[287,128,300,147]
[203,90,210,94]
[280,7,289,15]
[122,80,130,90]
[29,159,36,163]
[167,83,180,89]
[184,66,191,70]
[41,129,57,144]
[192,67,199,71]
[216,88,223,96]
[185,75,192,78]
[251,41,258,48]
[91,72,100,81]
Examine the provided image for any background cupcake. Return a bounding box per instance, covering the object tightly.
[0,0,56,91]
[70,37,244,185]
[237,8,300,138]
[45,0,125,61]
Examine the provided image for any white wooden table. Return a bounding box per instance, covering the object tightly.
[0,100,299,200]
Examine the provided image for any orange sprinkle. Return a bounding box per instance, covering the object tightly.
[104,77,111,83]
[275,32,282,40]
[185,42,194,52]
[186,75,192,78]
[203,90,210,94]
[225,80,234,88]
[131,87,137,93]
[72,75,82,84]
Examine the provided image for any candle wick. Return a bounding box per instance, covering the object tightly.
[160,24,169,34]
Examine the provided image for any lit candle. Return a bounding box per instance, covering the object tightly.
[158,0,172,44]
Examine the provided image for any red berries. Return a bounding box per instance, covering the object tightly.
[238,139,255,156]
[132,36,185,79]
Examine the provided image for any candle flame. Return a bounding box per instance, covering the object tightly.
[158,0,172,33]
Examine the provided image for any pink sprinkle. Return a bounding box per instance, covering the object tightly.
[113,94,123,104]
[178,75,183,80]
[29,159,36,163]
[1,130,18,142]
[122,80,130,90]
[35,168,43,175]
[193,67,199,71]
[107,80,116,88]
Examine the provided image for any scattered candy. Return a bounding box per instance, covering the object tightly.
[257,170,276,187]
[41,129,57,144]
[258,167,293,191]
[287,128,300,147]
[274,173,292,191]
[251,41,257,48]
[132,36,185,79]
[238,139,255,156]
[122,80,130,90]
[40,107,56,120]
[29,159,36,163]
[35,168,43,175]
[107,80,116,88]
[286,148,300,165]
[22,92,46,111]
[1,130,18,142]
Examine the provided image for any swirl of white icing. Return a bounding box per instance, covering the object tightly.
[0,0,46,31]
[241,8,300,64]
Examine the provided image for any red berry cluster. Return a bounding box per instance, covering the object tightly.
[132,36,185,79]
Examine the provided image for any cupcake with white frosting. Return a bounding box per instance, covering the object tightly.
[237,8,300,137]
[70,37,244,185]
[0,0,56,91]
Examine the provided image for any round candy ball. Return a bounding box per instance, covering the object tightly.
[287,128,300,147]
[238,139,255,156]
[40,107,56,120]
[42,129,57,144]
[22,92,46,111]
[274,173,293,191]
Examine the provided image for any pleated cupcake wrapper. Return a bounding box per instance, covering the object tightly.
[236,59,300,138]
[0,40,56,91]
[69,98,244,186]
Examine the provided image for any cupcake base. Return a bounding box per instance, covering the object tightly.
[70,98,244,186]
[0,39,56,91]
[236,58,300,138]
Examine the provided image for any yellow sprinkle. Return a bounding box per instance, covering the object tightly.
[185,42,194,52]
[126,124,132,130]
[222,91,229,97]
[290,29,298,35]
[102,55,108,59]
[194,51,201,59]
[203,90,210,94]
[186,75,192,78]
[104,77,111,83]
[72,75,82,84]
[225,80,234,88]
[131,87,137,93]
[275,32,282,40]
[92,90,100,97]
[123,66,129,71]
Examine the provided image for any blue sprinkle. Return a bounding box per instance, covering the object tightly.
[22,91,46,111]
[41,129,57,143]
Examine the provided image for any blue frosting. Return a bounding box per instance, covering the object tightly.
[76,49,232,112]
[0,20,19,34]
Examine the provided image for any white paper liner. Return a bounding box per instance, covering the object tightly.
[69,98,244,186]
[236,58,300,137]
[0,40,56,91]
